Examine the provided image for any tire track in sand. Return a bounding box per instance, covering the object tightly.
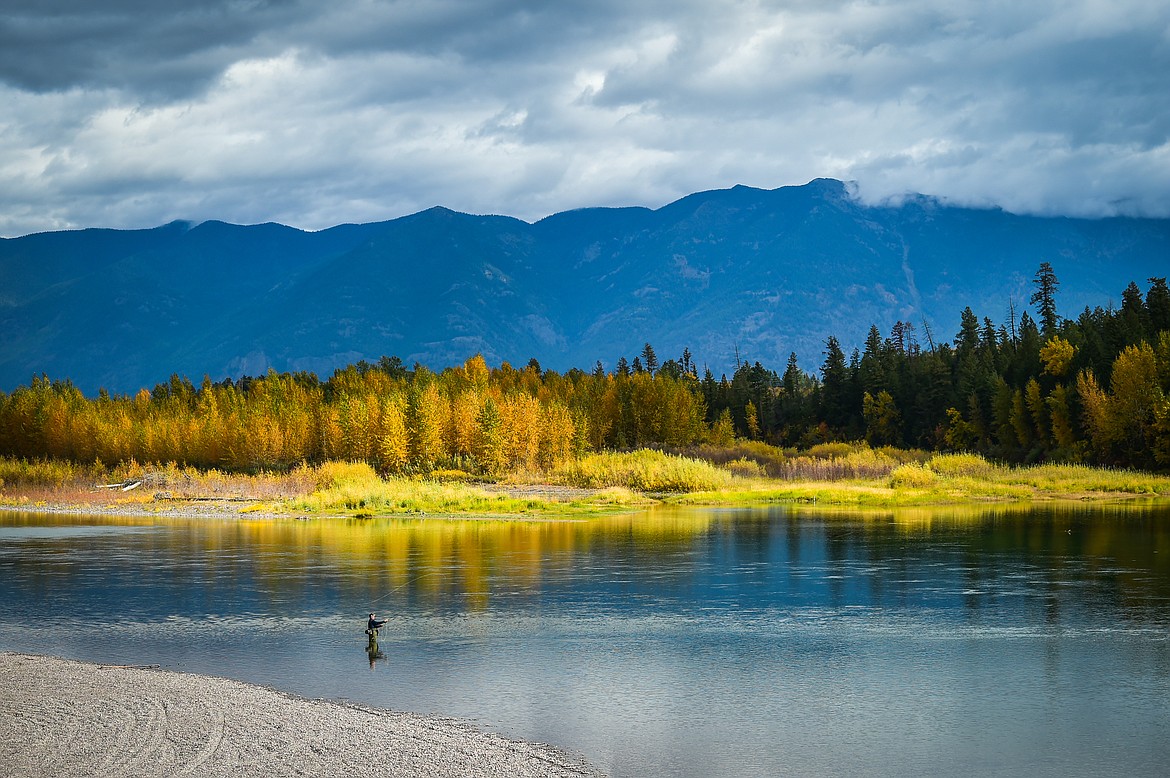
[1,653,605,778]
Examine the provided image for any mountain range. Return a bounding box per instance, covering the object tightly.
[2,178,1168,394]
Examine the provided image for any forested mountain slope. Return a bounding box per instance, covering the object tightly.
[2,179,1167,393]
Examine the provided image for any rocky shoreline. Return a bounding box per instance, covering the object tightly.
[0,653,604,778]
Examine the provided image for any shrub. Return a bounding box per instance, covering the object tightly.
[0,457,84,488]
[889,462,937,489]
[313,460,381,490]
[805,442,856,460]
[678,441,788,476]
[781,444,907,481]
[722,458,766,478]
[430,469,475,482]
[927,453,996,478]
[558,449,734,493]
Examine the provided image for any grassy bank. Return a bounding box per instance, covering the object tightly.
[669,450,1170,507]
[3,445,1169,518]
[0,457,647,517]
[285,461,644,517]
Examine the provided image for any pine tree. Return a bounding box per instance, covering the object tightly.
[1031,262,1060,335]
[1147,277,1170,334]
[640,343,659,376]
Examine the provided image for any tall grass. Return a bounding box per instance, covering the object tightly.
[1001,462,1167,495]
[678,441,790,476]
[926,452,999,478]
[888,462,938,489]
[557,449,735,492]
[289,460,637,515]
[0,457,88,488]
[781,443,926,482]
[6,447,1169,514]
[0,455,317,501]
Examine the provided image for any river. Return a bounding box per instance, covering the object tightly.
[2,503,1169,777]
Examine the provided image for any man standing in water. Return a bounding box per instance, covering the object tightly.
[367,613,387,633]
[366,613,387,668]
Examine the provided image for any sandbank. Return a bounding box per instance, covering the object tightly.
[0,653,604,778]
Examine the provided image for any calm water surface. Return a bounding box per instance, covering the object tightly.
[2,504,1169,777]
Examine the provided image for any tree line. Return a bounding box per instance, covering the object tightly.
[702,265,1170,470]
[1,264,1168,473]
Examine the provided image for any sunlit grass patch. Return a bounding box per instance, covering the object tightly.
[0,457,87,488]
[289,464,636,516]
[889,462,938,489]
[999,463,1170,496]
[567,487,653,508]
[669,480,924,507]
[556,449,735,493]
[926,452,999,478]
[781,443,922,482]
[722,457,767,478]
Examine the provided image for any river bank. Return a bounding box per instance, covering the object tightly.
[3,451,1170,521]
[0,653,603,778]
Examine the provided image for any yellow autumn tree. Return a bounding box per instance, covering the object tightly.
[448,388,481,461]
[1076,369,1110,456]
[409,382,449,470]
[538,401,575,470]
[500,393,542,471]
[377,395,409,472]
[1108,342,1164,460]
[1040,336,1076,377]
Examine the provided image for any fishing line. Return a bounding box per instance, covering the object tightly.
[368,570,433,606]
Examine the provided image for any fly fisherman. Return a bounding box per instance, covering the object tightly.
[367,613,387,634]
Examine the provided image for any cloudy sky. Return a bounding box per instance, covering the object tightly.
[1,0,1168,237]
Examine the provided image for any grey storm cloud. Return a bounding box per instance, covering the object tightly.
[1,0,1168,237]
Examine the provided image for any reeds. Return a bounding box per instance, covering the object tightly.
[780,443,925,482]
[677,441,790,476]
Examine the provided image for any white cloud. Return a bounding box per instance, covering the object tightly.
[0,0,1168,236]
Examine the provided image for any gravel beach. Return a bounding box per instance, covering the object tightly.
[0,653,604,778]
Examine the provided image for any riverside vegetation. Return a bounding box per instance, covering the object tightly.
[2,266,1170,515]
[2,447,1168,518]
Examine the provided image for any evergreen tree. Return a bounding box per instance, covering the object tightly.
[640,343,659,376]
[1118,281,1149,346]
[859,324,886,395]
[862,390,902,446]
[819,336,850,434]
[1031,261,1060,335]
[1147,277,1170,334]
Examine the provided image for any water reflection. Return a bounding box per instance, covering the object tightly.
[2,503,1170,778]
[366,630,386,668]
[3,504,1169,634]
